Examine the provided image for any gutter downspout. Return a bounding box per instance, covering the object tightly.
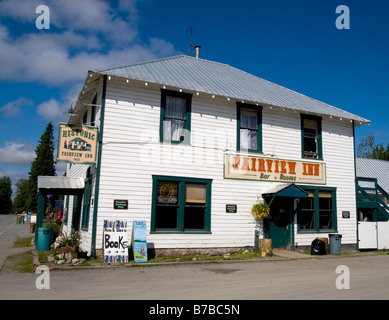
[352,120,360,251]
[91,74,107,258]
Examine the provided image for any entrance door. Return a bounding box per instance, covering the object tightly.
[267,197,295,249]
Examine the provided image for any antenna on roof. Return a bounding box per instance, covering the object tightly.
[186,26,194,56]
[186,26,201,58]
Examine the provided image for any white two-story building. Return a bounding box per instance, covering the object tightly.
[48,53,370,258]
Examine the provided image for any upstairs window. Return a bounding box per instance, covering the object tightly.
[237,103,262,153]
[160,90,192,144]
[301,114,322,159]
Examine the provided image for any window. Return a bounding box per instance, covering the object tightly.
[237,103,262,153]
[160,90,192,144]
[301,114,322,159]
[298,188,336,232]
[151,176,212,233]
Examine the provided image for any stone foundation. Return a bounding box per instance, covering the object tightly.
[150,246,253,258]
[95,246,254,260]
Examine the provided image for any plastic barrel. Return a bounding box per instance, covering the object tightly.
[37,228,52,251]
[329,234,342,255]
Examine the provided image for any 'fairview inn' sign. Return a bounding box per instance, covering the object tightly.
[224,154,326,185]
[57,123,98,165]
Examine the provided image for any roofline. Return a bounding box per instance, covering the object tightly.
[87,55,371,125]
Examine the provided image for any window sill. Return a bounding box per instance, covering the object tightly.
[150,230,212,234]
[297,229,337,234]
[237,150,263,155]
[302,155,324,161]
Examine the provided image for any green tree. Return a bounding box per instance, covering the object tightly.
[26,122,56,211]
[357,133,389,160]
[0,176,12,214]
[356,133,376,158]
[12,178,29,213]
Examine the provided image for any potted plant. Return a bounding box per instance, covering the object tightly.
[252,201,270,219]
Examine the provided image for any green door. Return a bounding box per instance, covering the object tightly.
[266,197,295,249]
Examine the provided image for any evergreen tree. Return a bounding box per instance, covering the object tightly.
[26,122,56,211]
[0,176,12,214]
[12,178,29,213]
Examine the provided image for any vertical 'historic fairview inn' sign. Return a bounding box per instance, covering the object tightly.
[224,154,326,185]
[57,123,98,164]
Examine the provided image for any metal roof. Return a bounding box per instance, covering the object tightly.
[356,158,389,194]
[94,55,370,124]
[38,176,84,191]
[262,183,308,198]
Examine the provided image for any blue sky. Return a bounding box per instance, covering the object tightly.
[0,0,388,194]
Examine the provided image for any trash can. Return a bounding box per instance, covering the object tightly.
[37,228,52,251]
[329,234,342,255]
[17,214,24,224]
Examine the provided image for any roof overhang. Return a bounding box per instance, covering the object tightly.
[90,55,370,126]
[37,176,84,195]
[262,183,308,198]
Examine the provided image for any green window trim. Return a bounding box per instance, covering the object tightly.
[301,114,323,160]
[297,186,337,233]
[63,194,69,225]
[81,168,92,231]
[151,175,212,234]
[159,89,192,145]
[237,102,263,153]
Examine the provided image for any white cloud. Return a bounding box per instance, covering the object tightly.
[1,97,33,118]
[0,142,36,166]
[0,0,178,86]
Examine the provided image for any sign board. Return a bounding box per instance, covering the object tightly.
[226,204,237,213]
[57,122,98,165]
[342,211,350,219]
[103,220,129,263]
[224,154,326,185]
[114,199,128,209]
[132,221,148,262]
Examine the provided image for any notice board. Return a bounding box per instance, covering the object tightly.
[132,221,148,262]
[103,220,129,263]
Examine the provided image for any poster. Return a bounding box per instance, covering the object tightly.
[132,221,148,262]
[103,220,129,263]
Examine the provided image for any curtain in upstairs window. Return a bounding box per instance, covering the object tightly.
[163,96,186,142]
[240,108,258,150]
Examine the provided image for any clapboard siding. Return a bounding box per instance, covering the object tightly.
[67,77,359,252]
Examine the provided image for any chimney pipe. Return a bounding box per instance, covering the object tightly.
[194,46,201,58]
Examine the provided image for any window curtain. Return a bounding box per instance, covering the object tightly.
[164,96,186,141]
[240,108,257,150]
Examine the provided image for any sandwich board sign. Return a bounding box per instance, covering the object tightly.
[103,220,129,263]
[132,221,148,262]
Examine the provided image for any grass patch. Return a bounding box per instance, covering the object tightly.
[13,236,33,248]
[1,251,34,273]
[148,251,263,264]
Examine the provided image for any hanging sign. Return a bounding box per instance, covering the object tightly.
[132,221,148,262]
[57,122,98,165]
[224,153,326,185]
[103,220,129,263]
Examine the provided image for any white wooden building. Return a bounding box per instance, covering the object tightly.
[57,54,370,258]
